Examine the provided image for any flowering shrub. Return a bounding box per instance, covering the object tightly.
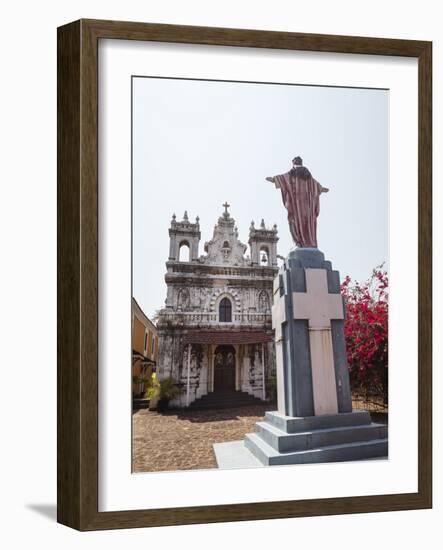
[341,265,388,405]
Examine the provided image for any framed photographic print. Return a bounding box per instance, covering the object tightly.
[57,19,432,530]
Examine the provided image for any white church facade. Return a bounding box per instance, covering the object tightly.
[156,204,279,408]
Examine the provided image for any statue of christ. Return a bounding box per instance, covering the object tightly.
[266,156,329,248]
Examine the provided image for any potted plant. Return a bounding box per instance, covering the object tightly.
[147,374,183,411]
[157,376,184,411]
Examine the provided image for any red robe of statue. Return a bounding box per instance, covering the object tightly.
[274,168,323,248]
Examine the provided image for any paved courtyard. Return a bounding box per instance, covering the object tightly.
[132,404,275,473]
[132,404,388,473]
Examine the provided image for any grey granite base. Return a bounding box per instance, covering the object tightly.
[244,410,388,466]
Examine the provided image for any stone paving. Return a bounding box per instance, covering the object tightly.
[132,405,388,473]
[132,404,275,473]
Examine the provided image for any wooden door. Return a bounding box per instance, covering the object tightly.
[213,345,236,392]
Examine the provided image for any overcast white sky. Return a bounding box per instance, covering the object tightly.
[132,77,388,319]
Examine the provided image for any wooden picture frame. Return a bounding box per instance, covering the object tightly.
[57,19,432,530]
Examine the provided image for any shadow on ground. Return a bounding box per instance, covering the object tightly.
[135,406,388,424]
[166,404,276,423]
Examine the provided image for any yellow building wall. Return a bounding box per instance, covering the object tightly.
[133,317,147,355]
[132,305,158,397]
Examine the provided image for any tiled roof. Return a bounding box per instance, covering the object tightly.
[182,330,273,345]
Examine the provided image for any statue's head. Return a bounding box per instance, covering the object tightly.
[291,156,311,180]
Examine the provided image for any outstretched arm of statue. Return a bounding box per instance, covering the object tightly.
[320,185,329,193]
[266,175,281,189]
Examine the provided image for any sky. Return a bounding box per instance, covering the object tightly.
[132,77,388,320]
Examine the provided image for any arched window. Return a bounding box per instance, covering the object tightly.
[179,241,190,262]
[260,245,270,266]
[219,297,232,323]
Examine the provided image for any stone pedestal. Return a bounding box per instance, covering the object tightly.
[244,248,388,465]
[272,248,351,417]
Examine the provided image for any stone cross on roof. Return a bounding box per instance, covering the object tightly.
[222,202,230,217]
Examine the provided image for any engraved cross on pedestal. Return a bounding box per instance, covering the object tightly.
[292,268,344,415]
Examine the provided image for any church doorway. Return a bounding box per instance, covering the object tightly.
[213,345,236,392]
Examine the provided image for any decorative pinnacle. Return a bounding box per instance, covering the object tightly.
[172,213,176,221]
[183,210,189,221]
[196,215,200,224]
[260,219,266,229]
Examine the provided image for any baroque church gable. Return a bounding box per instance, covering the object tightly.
[202,203,248,266]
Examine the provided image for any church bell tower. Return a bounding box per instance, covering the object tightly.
[168,211,201,262]
[248,219,279,267]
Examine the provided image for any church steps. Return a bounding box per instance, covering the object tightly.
[244,432,388,466]
[188,391,267,410]
[254,420,388,453]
